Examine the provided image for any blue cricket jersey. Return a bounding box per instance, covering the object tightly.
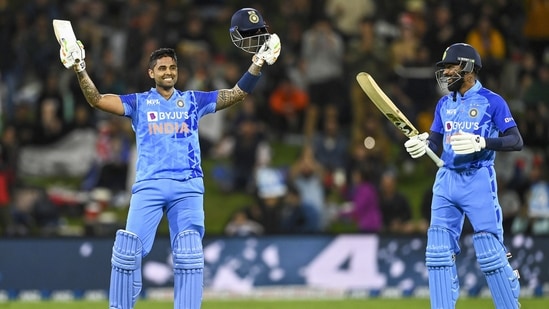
[120,88,218,183]
[431,81,517,170]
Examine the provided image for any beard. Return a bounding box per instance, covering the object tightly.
[447,75,464,92]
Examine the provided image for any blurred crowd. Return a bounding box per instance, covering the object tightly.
[0,0,548,237]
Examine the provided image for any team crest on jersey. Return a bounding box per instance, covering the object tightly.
[176,100,184,108]
[469,108,478,118]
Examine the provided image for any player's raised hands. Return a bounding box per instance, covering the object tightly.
[404,132,429,159]
[59,40,86,72]
[253,34,281,66]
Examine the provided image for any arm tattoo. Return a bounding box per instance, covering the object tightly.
[216,63,262,111]
[217,87,247,111]
[76,71,102,108]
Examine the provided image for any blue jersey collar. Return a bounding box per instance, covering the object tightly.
[461,80,482,99]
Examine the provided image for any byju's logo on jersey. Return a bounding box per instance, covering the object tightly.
[148,111,158,122]
[444,121,480,132]
[147,111,189,122]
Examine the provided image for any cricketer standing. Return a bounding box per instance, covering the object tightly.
[57,8,281,309]
[404,43,523,309]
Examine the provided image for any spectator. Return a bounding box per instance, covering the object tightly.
[212,96,271,193]
[347,116,391,181]
[378,170,414,234]
[268,74,309,139]
[339,164,382,233]
[311,105,349,190]
[280,184,321,233]
[288,144,327,231]
[224,209,264,237]
[523,0,549,61]
[465,14,507,89]
[520,63,549,158]
[254,166,288,234]
[498,174,522,234]
[32,97,67,145]
[324,0,376,43]
[0,124,18,235]
[300,15,346,139]
[525,161,549,235]
[389,13,421,70]
[345,16,390,143]
[423,3,461,64]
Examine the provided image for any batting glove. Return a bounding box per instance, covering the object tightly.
[450,132,486,154]
[254,33,281,66]
[404,132,429,159]
[59,40,86,72]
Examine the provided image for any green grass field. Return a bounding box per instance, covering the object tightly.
[2,298,548,309]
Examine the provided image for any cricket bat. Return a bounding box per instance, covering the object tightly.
[52,19,77,48]
[356,72,444,167]
[53,19,85,69]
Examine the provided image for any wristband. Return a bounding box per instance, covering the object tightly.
[237,71,261,93]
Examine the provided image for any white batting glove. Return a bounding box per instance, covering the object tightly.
[404,132,429,159]
[254,33,281,66]
[450,132,486,154]
[59,40,86,72]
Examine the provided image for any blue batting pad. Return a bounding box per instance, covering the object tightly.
[173,230,204,309]
[426,226,459,309]
[473,232,520,309]
[109,230,143,309]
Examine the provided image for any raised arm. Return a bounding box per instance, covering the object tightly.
[75,69,125,116]
[216,33,281,111]
[216,59,262,111]
[59,39,125,116]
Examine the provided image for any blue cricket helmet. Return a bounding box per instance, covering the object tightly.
[229,8,270,54]
[436,43,482,73]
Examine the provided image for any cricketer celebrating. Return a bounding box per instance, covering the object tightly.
[57,8,280,309]
[404,43,523,309]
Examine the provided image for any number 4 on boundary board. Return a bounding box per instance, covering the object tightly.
[355,72,443,167]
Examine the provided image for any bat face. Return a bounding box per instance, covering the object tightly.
[355,72,419,137]
[52,19,77,47]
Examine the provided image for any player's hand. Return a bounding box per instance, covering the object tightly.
[59,40,86,72]
[404,132,429,159]
[450,131,486,154]
[254,33,281,66]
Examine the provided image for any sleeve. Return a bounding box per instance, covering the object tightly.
[119,93,138,118]
[430,99,444,134]
[192,90,218,118]
[490,94,517,133]
[484,126,523,151]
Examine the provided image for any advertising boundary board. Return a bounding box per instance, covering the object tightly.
[0,234,547,300]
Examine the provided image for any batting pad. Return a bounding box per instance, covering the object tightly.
[109,230,143,309]
[173,230,204,309]
[473,232,520,309]
[425,227,459,309]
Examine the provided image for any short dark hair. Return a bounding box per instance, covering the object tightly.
[148,48,177,69]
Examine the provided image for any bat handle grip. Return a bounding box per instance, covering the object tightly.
[425,147,444,167]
